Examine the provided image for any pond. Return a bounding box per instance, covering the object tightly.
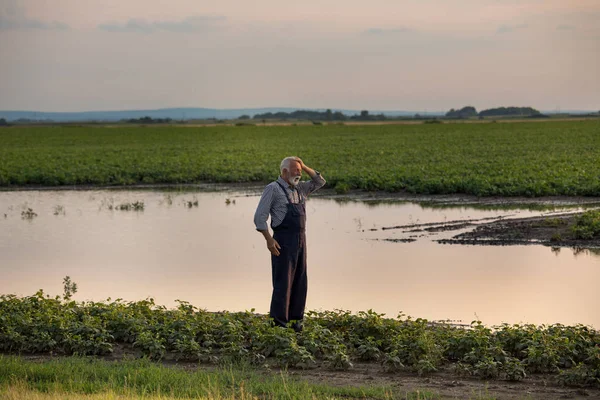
[1,189,598,328]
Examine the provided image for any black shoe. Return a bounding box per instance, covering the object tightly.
[291,322,303,333]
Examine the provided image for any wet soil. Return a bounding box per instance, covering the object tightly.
[358,203,600,250]
[438,213,600,250]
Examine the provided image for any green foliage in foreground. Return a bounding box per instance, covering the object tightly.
[571,210,600,239]
[0,356,399,400]
[1,120,600,196]
[1,291,599,387]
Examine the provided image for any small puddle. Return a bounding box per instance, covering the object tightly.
[1,189,598,328]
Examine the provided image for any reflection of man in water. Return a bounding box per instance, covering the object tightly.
[254,156,326,331]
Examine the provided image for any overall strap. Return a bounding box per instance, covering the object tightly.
[275,181,292,204]
[275,181,303,204]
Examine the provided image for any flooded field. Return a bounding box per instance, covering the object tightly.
[1,189,598,328]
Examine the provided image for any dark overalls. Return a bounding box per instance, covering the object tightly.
[270,181,307,331]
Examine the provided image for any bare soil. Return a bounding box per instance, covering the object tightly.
[283,363,600,400]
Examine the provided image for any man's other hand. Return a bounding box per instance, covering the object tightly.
[267,238,281,256]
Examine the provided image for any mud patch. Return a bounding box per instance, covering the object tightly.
[373,238,417,243]
[440,213,600,249]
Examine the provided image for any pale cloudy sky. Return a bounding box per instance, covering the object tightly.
[0,0,598,112]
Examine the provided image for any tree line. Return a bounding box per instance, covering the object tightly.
[124,116,173,124]
[252,109,387,121]
[446,106,543,118]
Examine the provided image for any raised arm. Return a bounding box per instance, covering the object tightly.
[295,157,326,196]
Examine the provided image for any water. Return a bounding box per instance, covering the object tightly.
[1,189,598,328]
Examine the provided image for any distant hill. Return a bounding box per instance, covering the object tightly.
[0,108,441,123]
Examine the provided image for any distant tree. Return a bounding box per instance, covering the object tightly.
[446,106,478,118]
[479,107,540,117]
[253,109,349,121]
[238,115,250,120]
[349,110,386,121]
[126,116,172,124]
[0,118,9,126]
[333,111,347,121]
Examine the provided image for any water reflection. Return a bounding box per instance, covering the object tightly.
[572,247,600,259]
[0,189,598,329]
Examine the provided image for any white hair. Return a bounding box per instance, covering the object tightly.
[280,156,299,173]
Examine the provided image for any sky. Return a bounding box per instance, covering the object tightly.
[0,0,598,112]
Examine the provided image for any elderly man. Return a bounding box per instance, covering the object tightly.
[254,156,326,331]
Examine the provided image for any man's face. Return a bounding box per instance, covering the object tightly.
[285,161,302,186]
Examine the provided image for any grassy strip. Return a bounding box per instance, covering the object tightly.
[1,291,599,387]
[0,356,405,400]
[1,121,600,196]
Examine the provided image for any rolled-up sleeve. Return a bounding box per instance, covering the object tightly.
[298,172,326,197]
[254,184,275,231]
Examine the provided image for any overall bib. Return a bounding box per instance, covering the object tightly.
[270,181,307,331]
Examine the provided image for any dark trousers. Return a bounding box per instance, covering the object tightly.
[270,231,307,331]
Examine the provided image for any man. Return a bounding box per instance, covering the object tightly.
[254,156,326,332]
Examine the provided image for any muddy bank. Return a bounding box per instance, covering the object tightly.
[436,213,600,249]
[364,209,600,251]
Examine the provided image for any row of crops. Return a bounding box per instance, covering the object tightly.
[1,290,598,387]
[1,120,599,196]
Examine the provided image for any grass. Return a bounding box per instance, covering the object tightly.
[1,120,600,196]
[0,356,399,400]
[0,356,530,399]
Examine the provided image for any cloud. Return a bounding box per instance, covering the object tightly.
[98,16,226,34]
[0,0,69,31]
[364,27,412,35]
[556,24,576,31]
[496,23,528,34]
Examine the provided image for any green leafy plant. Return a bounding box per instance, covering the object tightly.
[571,210,600,239]
[62,276,78,301]
[1,283,599,387]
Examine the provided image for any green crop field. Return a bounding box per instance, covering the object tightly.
[1,120,599,196]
